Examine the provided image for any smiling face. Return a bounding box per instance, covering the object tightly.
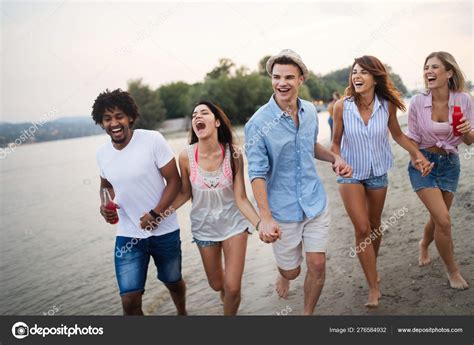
[351,63,376,94]
[271,63,304,104]
[424,56,453,90]
[192,104,220,140]
[101,107,133,145]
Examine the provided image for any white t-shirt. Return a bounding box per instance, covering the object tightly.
[96,129,179,238]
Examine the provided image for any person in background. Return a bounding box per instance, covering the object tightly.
[327,91,341,140]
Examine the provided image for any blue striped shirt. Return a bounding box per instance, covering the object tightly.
[341,95,393,180]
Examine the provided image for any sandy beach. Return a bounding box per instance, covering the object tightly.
[147,119,474,316]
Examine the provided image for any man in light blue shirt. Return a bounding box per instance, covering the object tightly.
[244,49,352,315]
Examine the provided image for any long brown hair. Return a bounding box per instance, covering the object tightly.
[424,51,466,92]
[189,101,237,179]
[345,55,406,112]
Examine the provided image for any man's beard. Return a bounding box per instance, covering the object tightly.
[111,136,127,144]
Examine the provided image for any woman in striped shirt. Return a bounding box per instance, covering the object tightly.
[407,52,473,290]
[331,55,433,308]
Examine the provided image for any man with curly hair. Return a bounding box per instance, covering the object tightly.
[92,89,187,315]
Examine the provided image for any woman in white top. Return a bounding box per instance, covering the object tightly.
[331,56,432,308]
[172,101,260,315]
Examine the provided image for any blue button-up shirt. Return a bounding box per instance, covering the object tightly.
[244,95,327,223]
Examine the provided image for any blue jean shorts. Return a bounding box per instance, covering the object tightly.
[114,229,182,296]
[192,228,250,248]
[408,148,460,193]
[192,238,219,248]
[337,168,388,190]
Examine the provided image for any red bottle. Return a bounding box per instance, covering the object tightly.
[452,105,463,137]
[102,188,119,224]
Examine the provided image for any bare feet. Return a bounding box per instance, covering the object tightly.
[447,271,469,290]
[276,275,290,298]
[365,288,380,308]
[418,240,431,266]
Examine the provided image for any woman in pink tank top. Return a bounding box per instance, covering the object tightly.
[171,101,260,315]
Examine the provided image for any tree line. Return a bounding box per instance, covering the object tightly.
[129,56,408,130]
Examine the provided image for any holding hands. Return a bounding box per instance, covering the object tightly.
[332,155,352,178]
[411,152,434,177]
[258,217,282,244]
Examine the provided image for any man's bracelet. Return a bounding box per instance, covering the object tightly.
[255,220,261,232]
[149,209,162,222]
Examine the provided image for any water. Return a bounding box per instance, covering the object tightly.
[0,113,331,315]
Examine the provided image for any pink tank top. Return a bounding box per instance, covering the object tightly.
[187,143,251,241]
[431,120,450,142]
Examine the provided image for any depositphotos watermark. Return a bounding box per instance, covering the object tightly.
[0,109,57,159]
[232,116,283,159]
[463,148,474,160]
[349,206,409,258]
[11,321,103,339]
[276,305,293,316]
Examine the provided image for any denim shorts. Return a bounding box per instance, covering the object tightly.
[408,148,460,193]
[337,169,388,190]
[114,229,182,296]
[192,228,250,248]
[192,238,219,248]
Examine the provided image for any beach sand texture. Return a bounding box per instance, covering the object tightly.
[149,125,474,316]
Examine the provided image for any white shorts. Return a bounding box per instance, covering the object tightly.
[272,208,330,270]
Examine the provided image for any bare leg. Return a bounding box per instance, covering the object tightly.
[276,275,290,298]
[366,187,388,285]
[278,267,301,299]
[164,279,187,315]
[121,291,144,315]
[419,217,435,266]
[303,252,326,315]
[416,188,468,290]
[419,191,454,266]
[339,184,380,307]
[198,243,225,301]
[221,231,248,315]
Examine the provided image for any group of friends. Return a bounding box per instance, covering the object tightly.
[92,49,472,315]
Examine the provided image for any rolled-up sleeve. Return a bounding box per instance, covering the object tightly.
[244,121,270,181]
[407,97,421,143]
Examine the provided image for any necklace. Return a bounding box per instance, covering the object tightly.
[359,96,375,110]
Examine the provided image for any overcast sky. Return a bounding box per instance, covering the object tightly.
[1,0,473,123]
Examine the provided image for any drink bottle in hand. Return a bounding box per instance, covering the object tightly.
[452,105,463,137]
[102,188,119,224]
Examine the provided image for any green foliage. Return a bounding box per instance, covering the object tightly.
[205,58,236,79]
[127,79,166,129]
[131,57,409,126]
[258,55,271,76]
[192,70,272,123]
[389,72,408,95]
[159,82,192,119]
[305,71,345,101]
